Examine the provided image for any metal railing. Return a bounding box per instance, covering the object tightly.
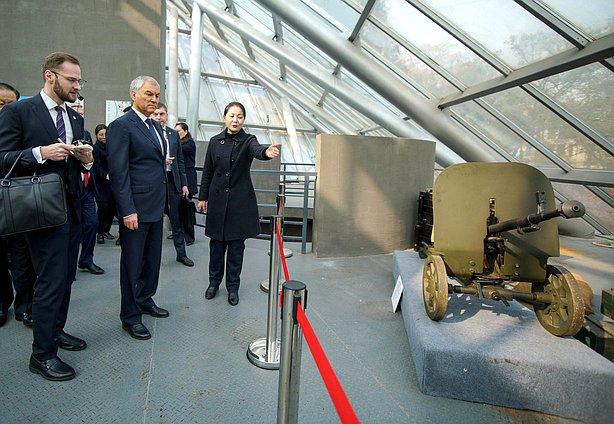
[194,165,316,254]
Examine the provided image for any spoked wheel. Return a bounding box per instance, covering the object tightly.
[532,264,585,336]
[422,254,449,320]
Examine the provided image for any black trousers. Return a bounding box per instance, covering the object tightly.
[97,197,116,235]
[27,215,81,360]
[209,239,245,293]
[119,219,163,326]
[0,236,35,316]
[167,173,186,258]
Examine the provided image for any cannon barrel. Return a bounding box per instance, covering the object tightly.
[487,200,585,235]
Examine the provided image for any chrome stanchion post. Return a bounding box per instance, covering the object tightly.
[277,280,307,424]
[261,184,291,293]
[277,183,293,259]
[248,215,283,369]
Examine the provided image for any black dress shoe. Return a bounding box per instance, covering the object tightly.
[186,240,194,246]
[0,310,7,327]
[54,331,87,351]
[141,305,169,318]
[97,234,105,244]
[79,263,105,274]
[17,312,33,327]
[115,237,121,246]
[205,286,218,299]
[176,256,194,267]
[167,234,174,239]
[29,355,75,381]
[103,232,115,240]
[123,323,151,340]
[228,292,239,306]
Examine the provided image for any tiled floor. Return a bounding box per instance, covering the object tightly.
[1,230,610,423]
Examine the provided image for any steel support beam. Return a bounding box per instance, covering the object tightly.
[254,0,497,164]
[539,168,614,188]
[202,30,356,135]
[187,1,204,135]
[167,3,179,126]
[195,0,465,166]
[440,34,614,109]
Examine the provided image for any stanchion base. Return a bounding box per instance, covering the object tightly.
[260,279,269,293]
[247,337,280,370]
[268,249,294,258]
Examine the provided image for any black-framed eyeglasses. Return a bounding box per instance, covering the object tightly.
[51,70,87,88]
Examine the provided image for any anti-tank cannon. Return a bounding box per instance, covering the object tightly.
[418,162,587,337]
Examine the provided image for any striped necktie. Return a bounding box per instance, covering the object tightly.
[55,106,66,143]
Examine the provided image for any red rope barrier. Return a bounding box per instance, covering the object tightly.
[296,305,360,424]
[275,222,290,283]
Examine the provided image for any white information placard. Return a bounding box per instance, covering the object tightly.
[391,275,404,312]
[105,100,132,125]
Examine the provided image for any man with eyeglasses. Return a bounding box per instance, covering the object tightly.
[0,52,92,381]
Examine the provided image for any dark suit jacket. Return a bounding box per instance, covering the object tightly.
[0,94,86,222]
[106,109,167,223]
[198,129,270,241]
[164,126,187,193]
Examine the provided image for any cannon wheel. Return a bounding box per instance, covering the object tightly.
[532,264,585,336]
[422,254,448,320]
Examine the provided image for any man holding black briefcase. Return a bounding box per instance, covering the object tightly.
[0,52,92,381]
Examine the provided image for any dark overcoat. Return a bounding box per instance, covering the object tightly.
[180,135,198,195]
[198,129,270,241]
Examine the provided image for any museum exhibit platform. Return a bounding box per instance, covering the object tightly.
[393,250,614,424]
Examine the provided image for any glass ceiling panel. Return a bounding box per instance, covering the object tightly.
[284,68,325,104]
[553,182,614,234]
[323,92,379,132]
[360,20,457,99]
[251,86,284,127]
[535,63,614,145]
[338,69,402,116]
[542,0,614,38]
[424,0,574,69]
[198,77,224,121]
[282,24,338,72]
[306,0,360,32]
[294,0,348,33]
[370,0,500,83]
[484,88,614,170]
[450,101,553,167]
[177,34,191,68]
[200,37,223,74]
[233,0,275,34]
[249,44,283,77]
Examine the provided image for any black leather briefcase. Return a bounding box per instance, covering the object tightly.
[0,152,67,237]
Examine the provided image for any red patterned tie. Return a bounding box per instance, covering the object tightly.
[55,106,66,142]
[83,171,89,188]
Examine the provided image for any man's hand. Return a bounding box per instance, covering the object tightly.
[123,213,139,230]
[73,148,93,164]
[166,156,175,166]
[40,143,74,161]
[181,186,189,197]
[197,201,207,213]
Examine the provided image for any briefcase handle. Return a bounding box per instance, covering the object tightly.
[2,151,24,180]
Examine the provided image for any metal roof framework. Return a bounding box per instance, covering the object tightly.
[164,0,614,234]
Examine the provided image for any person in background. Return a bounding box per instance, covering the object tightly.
[151,104,194,267]
[174,122,197,245]
[92,124,116,244]
[0,82,19,110]
[0,83,35,329]
[197,102,280,306]
[0,52,92,381]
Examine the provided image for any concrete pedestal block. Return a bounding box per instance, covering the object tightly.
[393,250,614,424]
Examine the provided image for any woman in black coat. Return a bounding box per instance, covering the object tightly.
[92,124,116,243]
[197,102,280,306]
[174,122,198,245]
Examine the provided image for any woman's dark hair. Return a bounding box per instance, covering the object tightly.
[223,101,246,118]
[175,122,188,132]
[95,124,107,136]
